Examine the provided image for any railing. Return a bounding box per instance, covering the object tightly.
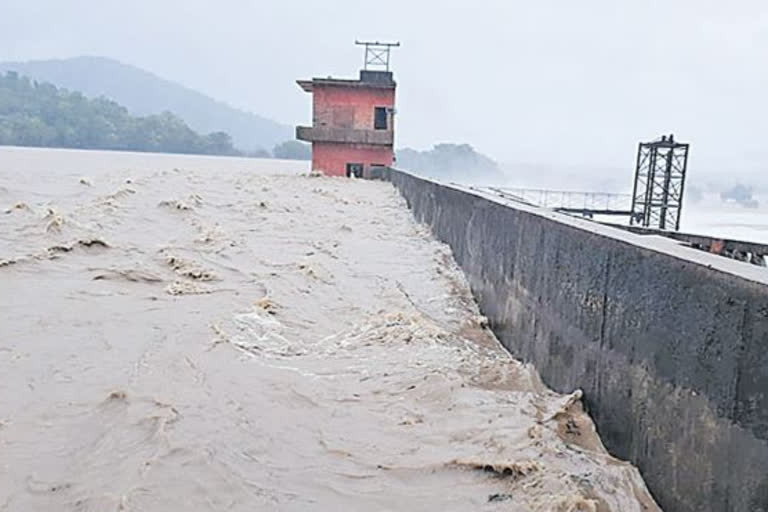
[477,186,767,267]
[488,187,632,212]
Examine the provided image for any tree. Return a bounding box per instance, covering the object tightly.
[395,143,503,184]
[204,131,238,156]
[0,71,242,157]
[273,140,311,160]
[244,148,271,158]
[721,184,760,209]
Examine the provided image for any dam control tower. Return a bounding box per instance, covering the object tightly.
[296,41,399,177]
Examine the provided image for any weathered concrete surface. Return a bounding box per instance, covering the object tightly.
[379,168,768,512]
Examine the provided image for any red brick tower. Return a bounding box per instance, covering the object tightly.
[296,42,399,177]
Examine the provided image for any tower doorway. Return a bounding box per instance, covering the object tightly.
[346,163,364,178]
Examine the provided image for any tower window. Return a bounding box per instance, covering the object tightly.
[374,107,388,130]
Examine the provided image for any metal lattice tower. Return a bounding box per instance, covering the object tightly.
[355,40,400,71]
[630,134,690,231]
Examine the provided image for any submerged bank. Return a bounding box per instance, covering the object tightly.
[0,148,658,511]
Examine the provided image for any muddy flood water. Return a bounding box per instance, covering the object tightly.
[0,147,660,511]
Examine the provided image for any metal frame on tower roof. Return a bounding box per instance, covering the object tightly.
[355,40,400,71]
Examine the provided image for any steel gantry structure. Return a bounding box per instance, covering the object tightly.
[630,134,690,231]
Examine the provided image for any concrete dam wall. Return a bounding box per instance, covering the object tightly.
[380,169,768,512]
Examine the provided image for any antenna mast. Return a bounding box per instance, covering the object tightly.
[355,40,401,71]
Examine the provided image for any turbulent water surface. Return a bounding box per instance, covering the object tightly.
[0,147,659,511]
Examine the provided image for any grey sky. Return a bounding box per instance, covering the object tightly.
[2,0,768,182]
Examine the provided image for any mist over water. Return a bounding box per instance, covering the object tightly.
[0,147,659,510]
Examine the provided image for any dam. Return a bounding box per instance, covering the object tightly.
[0,146,766,511]
[292,44,767,511]
[376,167,768,512]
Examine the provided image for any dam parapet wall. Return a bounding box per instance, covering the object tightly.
[377,167,768,512]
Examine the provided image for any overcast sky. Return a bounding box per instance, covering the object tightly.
[2,0,768,185]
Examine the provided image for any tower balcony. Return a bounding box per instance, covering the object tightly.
[296,126,393,146]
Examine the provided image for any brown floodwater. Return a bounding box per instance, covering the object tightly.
[0,147,660,511]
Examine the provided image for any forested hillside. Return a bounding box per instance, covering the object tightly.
[0,57,292,152]
[0,71,239,156]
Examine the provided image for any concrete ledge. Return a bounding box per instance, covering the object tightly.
[296,126,393,145]
[381,167,768,512]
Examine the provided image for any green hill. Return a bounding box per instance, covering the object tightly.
[0,71,239,156]
[0,56,291,153]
